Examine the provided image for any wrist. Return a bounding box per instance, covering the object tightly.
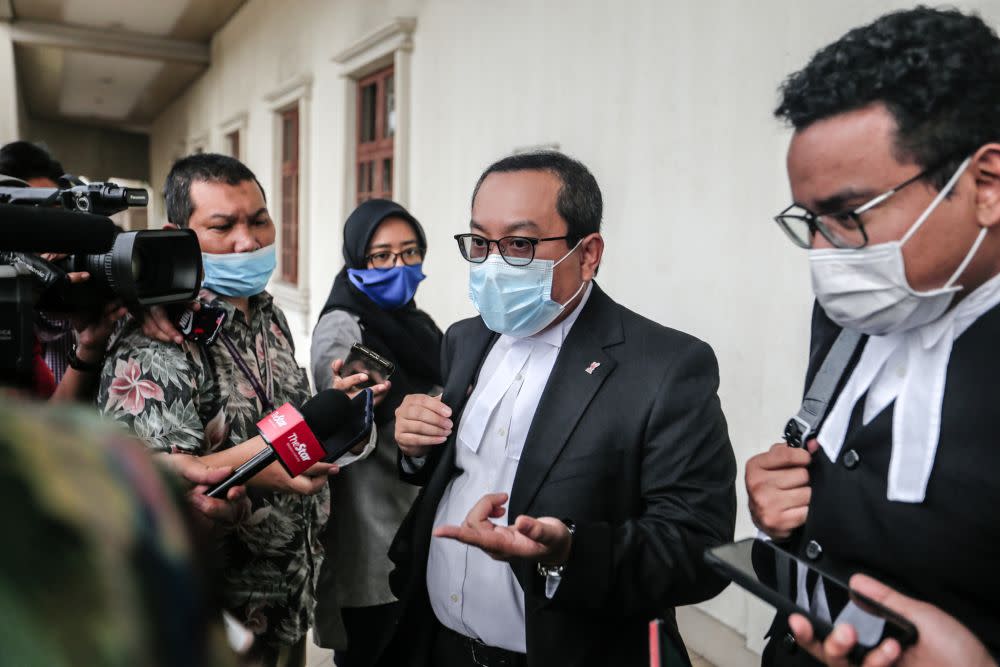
[68,344,103,372]
[75,343,103,364]
[538,519,576,573]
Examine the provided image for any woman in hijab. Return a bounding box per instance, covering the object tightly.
[310,199,443,667]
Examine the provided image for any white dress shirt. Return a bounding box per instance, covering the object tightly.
[426,284,592,652]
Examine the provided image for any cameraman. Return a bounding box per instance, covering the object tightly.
[0,142,77,386]
[1,141,190,401]
[2,142,123,401]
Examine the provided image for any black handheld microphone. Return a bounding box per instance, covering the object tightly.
[206,389,353,499]
[0,204,118,253]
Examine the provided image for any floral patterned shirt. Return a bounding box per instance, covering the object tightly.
[97,289,328,650]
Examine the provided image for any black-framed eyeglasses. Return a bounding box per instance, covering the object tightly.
[365,246,425,269]
[454,233,570,266]
[774,165,939,250]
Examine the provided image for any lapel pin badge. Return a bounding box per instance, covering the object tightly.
[585,361,601,375]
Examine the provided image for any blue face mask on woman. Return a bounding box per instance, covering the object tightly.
[469,241,586,337]
[348,263,426,310]
[201,245,276,297]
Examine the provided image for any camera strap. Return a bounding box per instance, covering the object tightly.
[219,329,275,413]
[783,328,863,447]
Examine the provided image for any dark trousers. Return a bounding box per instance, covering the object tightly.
[430,621,527,667]
[334,602,401,667]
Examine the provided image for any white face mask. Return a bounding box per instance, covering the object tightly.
[809,157,986,336]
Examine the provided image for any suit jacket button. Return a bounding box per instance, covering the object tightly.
[806,540,823,561]
[843,449,860,470]
[781,632,797,653]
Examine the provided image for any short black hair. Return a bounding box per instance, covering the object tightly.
[0,141,64,184]
[775,6,1000,188]
[164,153,266,227]
[472,151,602,245]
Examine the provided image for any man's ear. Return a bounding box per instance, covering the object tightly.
[579,233,605,281]
[972,144,1000,228]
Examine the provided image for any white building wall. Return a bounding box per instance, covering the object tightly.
[0,23,21,144]
[148,1,1000,662]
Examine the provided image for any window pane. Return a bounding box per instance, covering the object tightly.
[281,171,298,283]
[358,162,368,193]
[382,158,392,195]
[360,83,377,143]
[280,108,299,284]
[385,73,395,138]
[282,109,298,161]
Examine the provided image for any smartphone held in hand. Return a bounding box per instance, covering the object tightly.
[704,538,918,662]
[343,343,395,389]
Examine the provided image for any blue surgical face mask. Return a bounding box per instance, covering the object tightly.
[469,241,586,337]
[201,245,276,297]
[348,263,426,310]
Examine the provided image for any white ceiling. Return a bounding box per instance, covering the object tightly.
[58,52,164,120]
[59,0,190,36]
[7,0,247,130]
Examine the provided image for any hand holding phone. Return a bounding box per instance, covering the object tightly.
[342,343,394,389]
[321,388,375,462]
[704,538,918,664]
[788,574,995,667]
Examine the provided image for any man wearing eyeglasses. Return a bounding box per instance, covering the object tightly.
[375,151,737,667]
[746,7,1000,667]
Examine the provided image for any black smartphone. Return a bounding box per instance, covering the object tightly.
[320,388,375,462]
[342,343,394,389]
[704,538,918,662]
[176,304,227,345]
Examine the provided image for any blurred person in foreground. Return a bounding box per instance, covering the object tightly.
[97,153,372,667]
[310,199,443,666]
[0,397,240,667]
[746,7,1000,666]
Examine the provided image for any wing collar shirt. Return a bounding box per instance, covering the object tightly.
[427,283,592,652]
[817,270,1000,502]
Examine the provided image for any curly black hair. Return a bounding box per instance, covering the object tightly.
[775,6,1000,187]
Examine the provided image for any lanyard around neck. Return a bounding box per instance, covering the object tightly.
[219,327,275,413]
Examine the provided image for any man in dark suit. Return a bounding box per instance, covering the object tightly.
[377,151,736,667]
[746,7,1000,667]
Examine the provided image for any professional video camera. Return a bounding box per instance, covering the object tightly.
[0,175,202,385]
[0,179,150,215]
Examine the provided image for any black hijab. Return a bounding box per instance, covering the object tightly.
[319,199,443,419]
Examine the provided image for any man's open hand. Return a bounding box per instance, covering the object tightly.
[433,492,572,565]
